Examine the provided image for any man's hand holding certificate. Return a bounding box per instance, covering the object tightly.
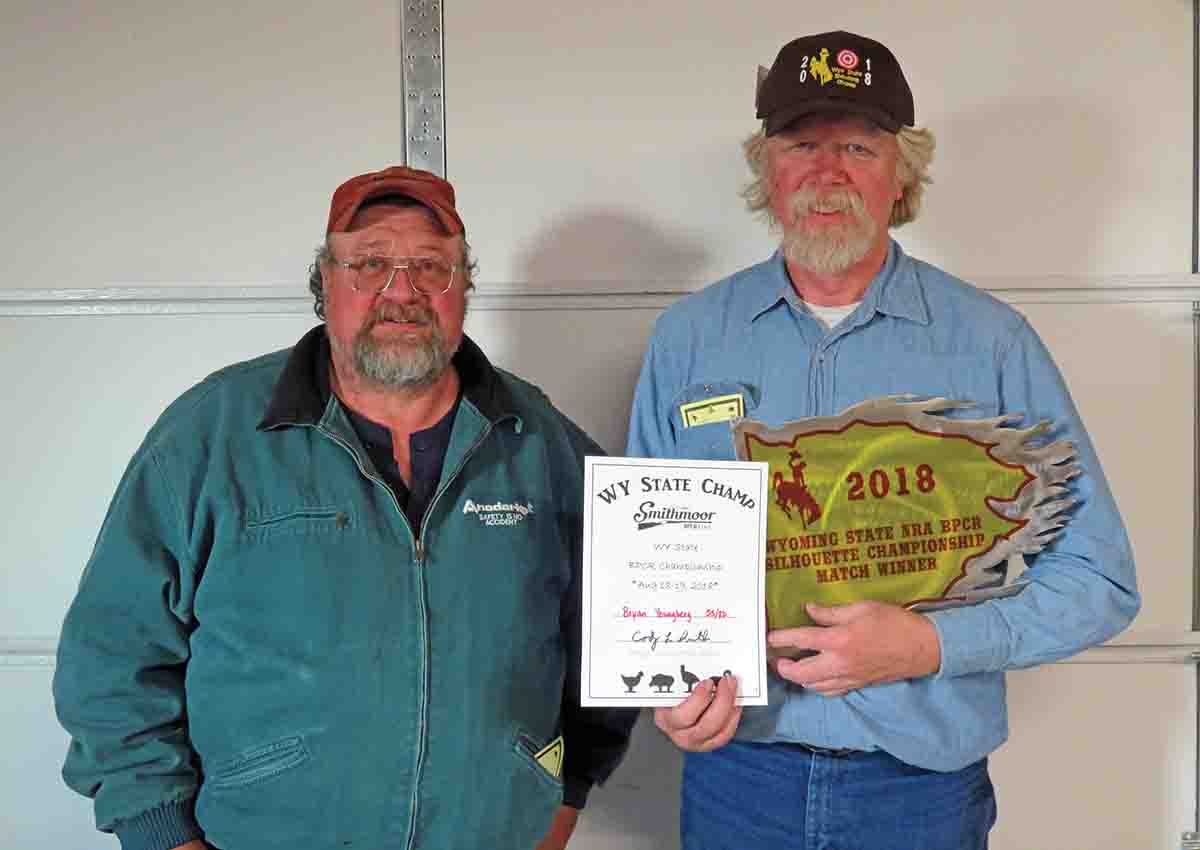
[580,457,769,707]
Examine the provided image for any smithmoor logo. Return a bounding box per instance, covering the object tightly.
[462,498,534,527]
[632,501,716,531]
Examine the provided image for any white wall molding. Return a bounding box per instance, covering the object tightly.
[3,276,1200,317]
[1067,628,1200,664]
[0,638,58,670]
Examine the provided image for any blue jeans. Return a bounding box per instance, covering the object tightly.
[681,742,996,850]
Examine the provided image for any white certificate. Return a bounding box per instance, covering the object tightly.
[581,456,769,707]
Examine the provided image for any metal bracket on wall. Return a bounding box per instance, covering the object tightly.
[1195,299,1200,836]
[400,0,447,176]
[1191,0,1199,835]
[1194,302,1200,634]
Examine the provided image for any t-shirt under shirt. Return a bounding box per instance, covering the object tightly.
[805,299,861,330]
[343,400,459,535]
[315,353,459,535]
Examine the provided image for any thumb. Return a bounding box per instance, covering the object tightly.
[806,602,853,625]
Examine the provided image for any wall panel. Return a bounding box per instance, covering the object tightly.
[447,1,1192,284]
[992,663,1197,850]
[2,0,406,290]
[1017,299,1196,629]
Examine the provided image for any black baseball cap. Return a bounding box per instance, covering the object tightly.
[756,31,914,135]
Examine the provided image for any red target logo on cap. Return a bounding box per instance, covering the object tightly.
[836,49,859,70]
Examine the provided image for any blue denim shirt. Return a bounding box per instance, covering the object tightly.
[626,241,1139,771]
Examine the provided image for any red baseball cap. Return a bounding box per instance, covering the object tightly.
[326,166,465,236]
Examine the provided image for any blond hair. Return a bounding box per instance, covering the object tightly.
[741,124,936,228]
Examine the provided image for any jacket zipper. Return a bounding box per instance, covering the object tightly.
[316,426,422,850]
[317,428,413,536]
[403,417,503,850]
[317,415,507,850]
[415,422,499,552]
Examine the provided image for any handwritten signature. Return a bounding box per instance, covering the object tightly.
[630,629,711,652]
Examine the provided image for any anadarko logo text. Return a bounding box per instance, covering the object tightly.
[462,498,535,527]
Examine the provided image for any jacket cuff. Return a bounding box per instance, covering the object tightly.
[115,798,203,850]
[562,776,592,809]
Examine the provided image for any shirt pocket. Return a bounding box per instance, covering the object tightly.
[836,353,1000,420]
[671,380,758,460]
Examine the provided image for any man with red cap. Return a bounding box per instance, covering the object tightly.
[627,31,1138,849]
[54,166,638,850]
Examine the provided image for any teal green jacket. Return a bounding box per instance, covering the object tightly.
[54,327,637,850]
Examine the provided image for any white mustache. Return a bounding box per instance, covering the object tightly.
[789,187,866,218]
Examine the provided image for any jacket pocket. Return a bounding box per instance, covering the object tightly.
[206,736,310,790]
[512,729,564,792]
[242,507,350,540]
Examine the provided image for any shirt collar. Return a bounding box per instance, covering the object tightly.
[747,239,930,326]
[258,325,520,431]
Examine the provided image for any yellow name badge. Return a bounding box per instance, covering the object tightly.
[680,394,745,428]
[534,736,564,779]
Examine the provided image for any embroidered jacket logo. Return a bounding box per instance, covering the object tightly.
[462,498,535,527]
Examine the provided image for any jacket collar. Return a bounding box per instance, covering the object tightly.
[258,325,518,431]
[748,240,930,326]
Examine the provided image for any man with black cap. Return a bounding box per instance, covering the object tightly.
[627,31,1137,849]
[54,166,638,850]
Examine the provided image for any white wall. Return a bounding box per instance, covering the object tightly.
[2,2,1197,848]
[447,1,1192,282]
[4,1,1190,291]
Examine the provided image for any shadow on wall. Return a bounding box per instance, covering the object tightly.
[912,97,1119,278]
[514,208,712,286]
[495,209,713,455]
[510,210,709,847]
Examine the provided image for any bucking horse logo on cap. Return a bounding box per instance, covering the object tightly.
[809,48,834,85]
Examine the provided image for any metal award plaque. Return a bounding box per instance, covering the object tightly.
[733,396,1079,631]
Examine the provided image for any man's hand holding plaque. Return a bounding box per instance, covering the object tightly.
[769,600,942,695]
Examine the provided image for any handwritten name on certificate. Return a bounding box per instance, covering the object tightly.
[581,456,769,707]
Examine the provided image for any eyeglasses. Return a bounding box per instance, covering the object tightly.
[329,255,459,296]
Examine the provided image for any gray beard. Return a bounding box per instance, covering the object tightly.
[335,306,455,389]
[780,187,878,276]
[353,326,453,389]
